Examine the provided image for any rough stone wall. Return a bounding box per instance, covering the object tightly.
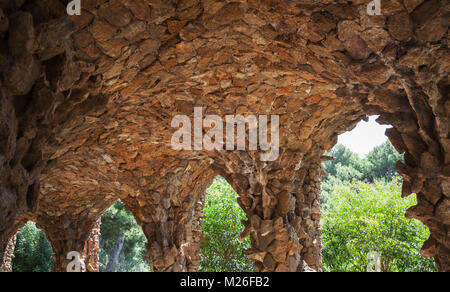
[0,0,111,263]
[298,166,323,271]
[0,233,16,272]
[82,218,101,272]
[0,0,448,271]
[121,159,215,272]
[188,192,207,271]
[211,152,324,271]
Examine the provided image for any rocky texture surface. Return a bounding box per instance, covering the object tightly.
[121,159,215,271]
[83,219,101,272]
[0,233,16,272]
[0,0,448,272]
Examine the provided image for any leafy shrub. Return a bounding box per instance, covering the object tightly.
[200,177,254,272]
[322,179,437,272]
[13,222,53,272]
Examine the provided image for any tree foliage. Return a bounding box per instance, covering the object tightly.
[99,201,149,272]
[12,222,53,272]
[322,179,437,272]
[323,141,403,184]
[199,177,254,272]
[322,141,404,210]
[366,141,404,181]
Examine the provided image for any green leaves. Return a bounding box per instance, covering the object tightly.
[98,201,150,272]
[322,179,437,272]
[323,141,404,185]
[13,222,53,272]
[199,177,254,272]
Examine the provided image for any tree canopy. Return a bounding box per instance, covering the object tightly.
[322,179,437,272]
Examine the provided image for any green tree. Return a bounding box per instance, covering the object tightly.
[12,222,53,272]
[366,141,404,182]
[99,201,149,272]
[322,179,437,272]
[200,177,254,272]
[323,144,362,179]
[321,142,404,210]
[323,141,403,184]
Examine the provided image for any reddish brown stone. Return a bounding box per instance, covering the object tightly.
[98,1,132,28]
[388,12,413,41]
[90,19,117,42]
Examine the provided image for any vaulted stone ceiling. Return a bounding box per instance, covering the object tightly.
[0,0,448,272]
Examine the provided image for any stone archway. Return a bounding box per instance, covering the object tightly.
[120,159,216,272]
[0,220,55,272]
[209,152,323,271]
[0,0,448,271]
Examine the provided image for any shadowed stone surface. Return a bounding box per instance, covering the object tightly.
[0,233,16,272]
[0,0,448,272]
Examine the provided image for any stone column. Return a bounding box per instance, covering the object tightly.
[0,233,17,272]
[81,218,101,272]
[398,161,450,272]
[191,196,206,270]
[142,219,200,272]
[296,167,323,271]
[137,194,207,272]
[38,215,101,272]
[213,153,322,272]
[121,161,215,272]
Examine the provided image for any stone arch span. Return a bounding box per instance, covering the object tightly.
[0,0,448,271]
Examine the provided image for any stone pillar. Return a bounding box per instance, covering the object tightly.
[0,2,67,265]
[191,196,206,270]
[81,218,101,272]
[139,195,206,272]
[142,221,196,272]
[213,153,322,272]
[296,167,323,271]
[244,170,322,272]
[0,233,17,272]
[398,162,450,272]
[121,161,215,272]
[38,215,101,272]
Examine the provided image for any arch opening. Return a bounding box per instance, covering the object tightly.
[320,116,438,272]
[11,222,54,272]
[199,176,254,272]
[98,200,149,272]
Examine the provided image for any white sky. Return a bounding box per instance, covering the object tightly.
[337,116,391,157]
